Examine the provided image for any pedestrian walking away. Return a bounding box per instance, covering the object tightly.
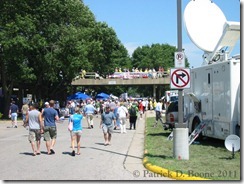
[113,101,120,130]
[138,100,143,119]
[21,102,29,127]
[128,103,138,130]
[25,103,43,156]
[154,99,164,127]
[100,105,116,146]
[68,107,83,156]
[41,100,59,155]
[83,100,96,129]
[9,101,19,128]
[117,102,128,133]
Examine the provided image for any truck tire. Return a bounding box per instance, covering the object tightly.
[192,117,202,140]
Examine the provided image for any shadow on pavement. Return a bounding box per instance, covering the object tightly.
[62,151,73,156]
[19,152,34,156]
[144,153,173,159]
[95,142,105,146]
[146,132,170,137]
[90,147,142,160]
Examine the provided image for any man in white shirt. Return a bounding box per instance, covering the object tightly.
[154,99,164,127]
[117,103,128,133]
[142,99,146,114]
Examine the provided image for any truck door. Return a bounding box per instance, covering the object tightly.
[203,68,213,125]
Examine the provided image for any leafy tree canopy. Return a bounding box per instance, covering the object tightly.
[0,0,130,116]
[132,43,189,71]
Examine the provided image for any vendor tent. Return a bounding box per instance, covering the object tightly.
[67,92,91,100]
[96,92,110,100]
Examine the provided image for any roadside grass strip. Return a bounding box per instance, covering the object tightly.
[144,117,240,180]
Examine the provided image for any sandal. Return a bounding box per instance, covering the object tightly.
[50,149,55,154]
[77,153,80,155]
[71,150,75,156]
[32,153,36,156]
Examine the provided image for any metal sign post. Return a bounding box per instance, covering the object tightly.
[172,0,189,160]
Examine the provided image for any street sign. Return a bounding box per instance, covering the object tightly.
[174,52,185,68]
[170,68,190,89]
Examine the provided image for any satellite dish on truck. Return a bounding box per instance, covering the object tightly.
[184,0,227,52]
[184,0,240,63]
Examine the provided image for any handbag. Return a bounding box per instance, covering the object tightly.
[68,122,73,131]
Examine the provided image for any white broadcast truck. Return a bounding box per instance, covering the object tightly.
[183,0,240,140]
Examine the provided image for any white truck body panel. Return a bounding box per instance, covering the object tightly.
[184,58,240,140]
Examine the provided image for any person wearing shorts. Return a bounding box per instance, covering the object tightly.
[83,100,96,129]
[69,107,83,156]
[9,101,19,128]
[21,102,29,127]
[26,103,42,156]
[100,105,115,146]
[41,100,59,155]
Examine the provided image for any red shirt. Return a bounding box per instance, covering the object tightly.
[139,102,143,111]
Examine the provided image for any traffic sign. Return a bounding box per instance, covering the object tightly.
[174,52,185,68]
[170,68,190,89]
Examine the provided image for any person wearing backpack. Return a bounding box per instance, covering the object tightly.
[128,102,138,130]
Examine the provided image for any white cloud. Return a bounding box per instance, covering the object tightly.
[123,42,142,56]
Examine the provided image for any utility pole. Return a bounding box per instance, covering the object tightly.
[172,0,189,160]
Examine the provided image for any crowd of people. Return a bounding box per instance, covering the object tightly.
[73,67,170,80]
[8,97,165,157]
[112,67,170,79]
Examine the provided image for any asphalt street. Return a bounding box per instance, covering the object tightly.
[0,111,171,181]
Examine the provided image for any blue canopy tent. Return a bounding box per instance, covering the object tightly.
[67,92,91,100]
[95,92,110,100]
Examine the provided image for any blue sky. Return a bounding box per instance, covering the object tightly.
[83,0,240,68]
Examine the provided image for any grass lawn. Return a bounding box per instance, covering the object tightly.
[144,117,240,180]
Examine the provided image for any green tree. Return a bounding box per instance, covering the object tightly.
[85,22,131,77]
[132,43,189,71]
[0,0,130,117]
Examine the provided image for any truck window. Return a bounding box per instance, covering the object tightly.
[167,101,178,113]
[170,96,178,102]
[208,73,210,84]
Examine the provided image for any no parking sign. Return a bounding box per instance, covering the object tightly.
[174,52,185,68]
[170,68,190,89]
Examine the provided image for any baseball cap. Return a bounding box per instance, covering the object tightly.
[44,102,49,105]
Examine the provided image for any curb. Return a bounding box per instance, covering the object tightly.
[143,157,210,180]
[143,112,210,180]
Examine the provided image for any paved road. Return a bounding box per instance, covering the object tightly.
[0,111,170,181]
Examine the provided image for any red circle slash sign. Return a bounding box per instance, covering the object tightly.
[171,69,190,88]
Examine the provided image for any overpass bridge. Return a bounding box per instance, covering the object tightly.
[71,77,170,86]
[71,77,171,98]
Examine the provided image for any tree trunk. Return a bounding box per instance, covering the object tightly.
[0,54,13,118]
